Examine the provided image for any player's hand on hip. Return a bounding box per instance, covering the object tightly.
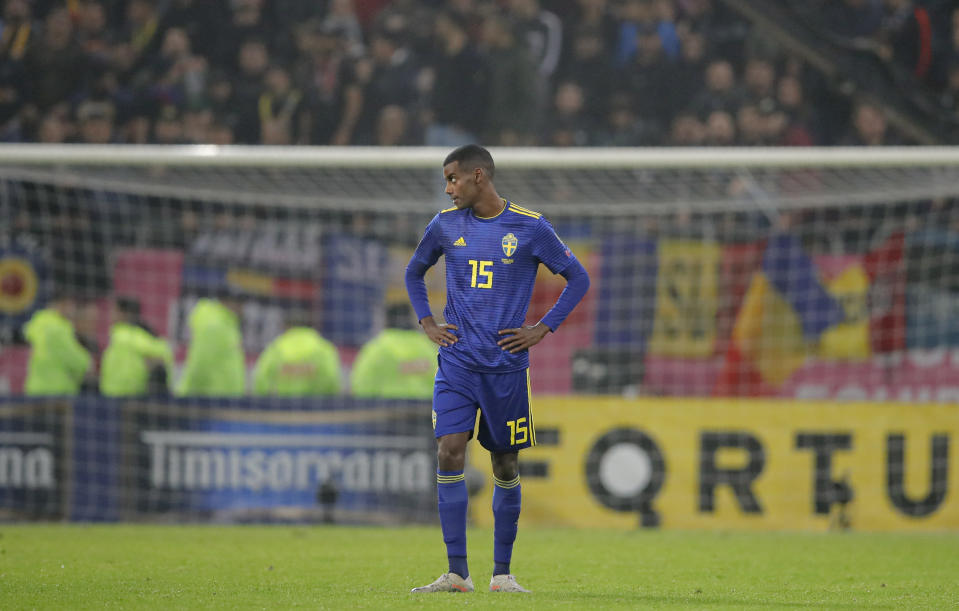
[497,323,550,353]
[421,316,458,347]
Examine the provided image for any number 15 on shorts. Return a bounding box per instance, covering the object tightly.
[507,417,528,445]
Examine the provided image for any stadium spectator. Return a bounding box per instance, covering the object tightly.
[160,0,229,63]
[735,103,767,146]
[622,22,675,127]
[841,99,898,146]
[151,104,185,144]
[669,26,709,113]
[22,294,93,396]
[322,0,366,59]
[543,80,595,147]
[0,0,942,146]
[424,10,489,146]
[561,0,618,56]
[114,0,163,83]
[252,312,342,397]
[181,105,213,144]
[742,56,777,112]
[36,106,73,143]
[0,0,32,138]
[506,0,563,80]
[176,293,246,397]
[256,64,307,144]
[76,0,114,71]
[216,0,270,72]
[595,90,662,145]
[876,0,933,82]
[374,103,411,145]
[205,69,238,132]
[349,28,420,145]
[76,100,117,144]
[100,296,173,397]
[776,73,817,146]
[481,13,538,146]
[231,37,271,143]
[615,0,680,65]
[149,26,208,111]
[667,110,705,145]
[350,302,437,399]
[704,108,736,146]
[690,58,742,119]
[558,24,615,124]
[290,20,350,145]
[26,6,86,113]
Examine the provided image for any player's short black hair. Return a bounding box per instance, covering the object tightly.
[444,144,495,180]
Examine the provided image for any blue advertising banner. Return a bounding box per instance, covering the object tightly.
[0,397,436,523]
[0,398,70,519]
[123,398,435,522]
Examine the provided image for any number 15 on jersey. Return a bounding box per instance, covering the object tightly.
[469,260,493,289]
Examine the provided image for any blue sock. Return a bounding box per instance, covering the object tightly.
[492,475,521,576]
[437,470,469,579]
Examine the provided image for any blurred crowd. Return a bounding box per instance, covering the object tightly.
[1,0,955,147]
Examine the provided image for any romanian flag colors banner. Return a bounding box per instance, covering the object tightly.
[468,397,959,532]
[817,257,871,360]
[713,234,844,396]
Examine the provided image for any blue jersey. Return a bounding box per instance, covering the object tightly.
[408,200,576,373]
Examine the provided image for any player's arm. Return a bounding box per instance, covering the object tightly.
[498,220,590,353]
[405,216,458,347]
[497,259,590,353]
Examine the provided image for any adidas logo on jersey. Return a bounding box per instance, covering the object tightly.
[454,237,467,246]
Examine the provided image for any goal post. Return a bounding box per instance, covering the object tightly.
[1,144,958,528]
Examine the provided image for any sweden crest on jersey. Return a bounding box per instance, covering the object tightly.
[502,233,518,257]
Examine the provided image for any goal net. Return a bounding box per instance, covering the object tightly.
[1,145,957,530]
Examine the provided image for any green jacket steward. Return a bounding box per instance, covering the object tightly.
[252,327,342,396]
[100,321,173,396]
[23,308,92,396]
[177,299,245,396]
[350,329,438,398]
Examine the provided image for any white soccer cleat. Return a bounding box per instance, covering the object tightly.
[489,574,531,593]
[410,573,474,593]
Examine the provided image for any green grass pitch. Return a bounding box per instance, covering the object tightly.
[1,525,957,609]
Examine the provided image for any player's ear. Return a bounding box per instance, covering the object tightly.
[474,168,483,184]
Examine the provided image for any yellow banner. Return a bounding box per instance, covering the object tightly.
[648,240,720,357]
[468,397,959,531]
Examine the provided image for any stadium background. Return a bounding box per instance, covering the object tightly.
[0,0,958,535]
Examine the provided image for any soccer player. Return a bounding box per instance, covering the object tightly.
[405,145,590,593]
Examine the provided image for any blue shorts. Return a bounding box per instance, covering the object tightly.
[432,356,536,453]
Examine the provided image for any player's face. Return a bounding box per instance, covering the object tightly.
[444,161,479,209]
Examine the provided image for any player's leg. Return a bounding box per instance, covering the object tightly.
[411,431,475,592]
[476,368,534,593]
[489,451,525,581]
[436,431,471,581]
[412,359,478,593]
